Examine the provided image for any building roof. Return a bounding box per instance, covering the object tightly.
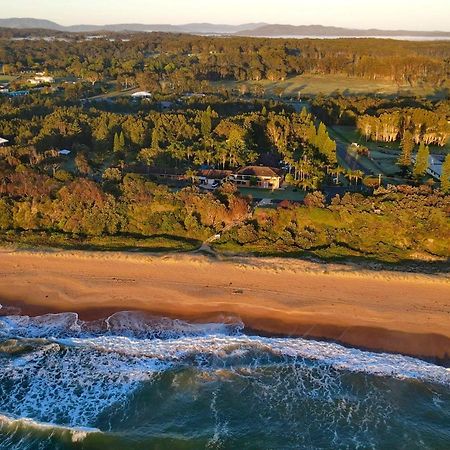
[131,91,152,97]
[0,137,9,145]
[237,166,282,178]
[197,169,233,179]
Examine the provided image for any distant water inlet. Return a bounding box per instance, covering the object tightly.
[0,308,449,449]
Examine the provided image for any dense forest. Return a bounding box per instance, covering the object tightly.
[0,98,336,189]
[0,31,449,263]
[1,32,449,91]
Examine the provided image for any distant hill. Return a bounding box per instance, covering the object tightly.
[237,24,450,38]
[0,18,449,38]
[0,18,265,34]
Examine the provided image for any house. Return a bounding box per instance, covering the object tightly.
[131,91,152,99]
[231,166,283,189]
[58,149,71,156]
[0,137,9,147]
[196,169,233,189]
[28,75,55,85]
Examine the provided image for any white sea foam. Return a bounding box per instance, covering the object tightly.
[58,334,450,386]
[0,310,449,436]
[0,413,100,442]
[0,310,244,339]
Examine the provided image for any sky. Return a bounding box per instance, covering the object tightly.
[1,0,450,31]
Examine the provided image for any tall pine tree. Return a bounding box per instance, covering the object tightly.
[113,132,121,152]
[413,142,429,179]
[398,130,414,171]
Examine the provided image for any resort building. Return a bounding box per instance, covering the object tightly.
[231,166,283,189]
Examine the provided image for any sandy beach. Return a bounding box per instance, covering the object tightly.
[0,249,449,361]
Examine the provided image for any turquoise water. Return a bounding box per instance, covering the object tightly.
[0,309,449,449]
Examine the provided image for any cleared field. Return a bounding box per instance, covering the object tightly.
[238,186,306,201]
[214,74,443,97]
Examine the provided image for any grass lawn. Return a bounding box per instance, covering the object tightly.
[213,74,441,98]
[238,186,306,202]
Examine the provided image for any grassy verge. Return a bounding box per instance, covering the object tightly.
[0,231,201,253]
[212,240,450,273]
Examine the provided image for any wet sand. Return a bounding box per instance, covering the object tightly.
[0,249,449,361]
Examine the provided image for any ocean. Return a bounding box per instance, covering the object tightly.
[0,308,449,449]
[253,35,450,41]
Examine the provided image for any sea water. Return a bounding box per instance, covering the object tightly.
[0,308,449,449]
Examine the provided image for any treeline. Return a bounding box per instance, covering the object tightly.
[356,109,450,146]
[0,100,337,188]
[312,96,450,146]
[1,33,449,90]
[216,186,450,262]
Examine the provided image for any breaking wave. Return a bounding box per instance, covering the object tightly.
[0,307,449,449]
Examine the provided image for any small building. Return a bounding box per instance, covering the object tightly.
[196,169,233,189]
[131,91,152,99]
[0,137,9,147]
[28,75,55,85]
[231,166,283,189]
[58,149,71,156]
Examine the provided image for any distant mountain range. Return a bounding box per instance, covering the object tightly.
[0,18,449,37]
[0,18,265,34]
[237,24,450,37]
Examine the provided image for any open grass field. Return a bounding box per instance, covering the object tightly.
[238,186,306,202]
[214,74,446,98]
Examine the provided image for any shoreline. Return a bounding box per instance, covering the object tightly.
[0,249,449,363]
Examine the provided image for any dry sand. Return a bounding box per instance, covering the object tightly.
[0,249,449,361]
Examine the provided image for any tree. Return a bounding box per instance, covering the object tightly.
[119,132,126,151]
[75,153,92,176]
[398,130,414,171]
[440,154,450,193]
[413,142,429,180]
[113,132,121,152]
[201,106,212,139]
[102,167,122,182]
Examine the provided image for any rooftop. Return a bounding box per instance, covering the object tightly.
[237,166,282,178]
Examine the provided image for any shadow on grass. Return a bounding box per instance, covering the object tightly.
[0,231,202,254]
[213,242,450,275]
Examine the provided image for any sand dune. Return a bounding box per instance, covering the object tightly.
[0,249,449,361]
